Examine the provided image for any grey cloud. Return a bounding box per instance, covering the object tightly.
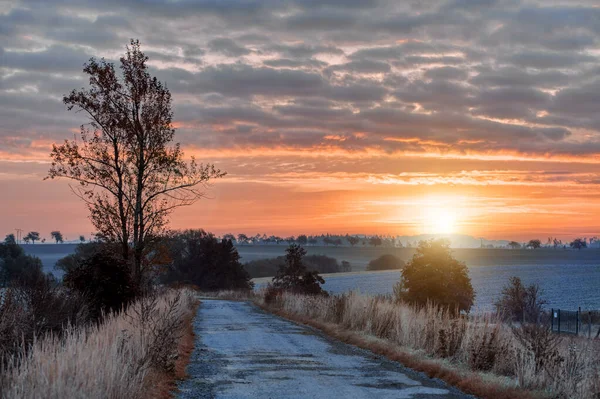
[507,51,597,69]
[424,66,469,81]
[1,45,91,73]
[550,81,600,117]
[0,71,84,95]
[193,64,325,97]
[476,87,551,109]
[283,9,359,31]
[266,43,344,58]
[207,38,251,57]
[400,55,465,67]
[394,80,474,111]
[325,60,391,75]
[2,0,600,158]
[470,67,572,88]
[263,59,328,69]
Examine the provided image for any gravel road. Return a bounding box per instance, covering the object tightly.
[177,299,473,399]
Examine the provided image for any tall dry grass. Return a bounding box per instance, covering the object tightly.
[0,288,197,399]
[256,291,600,399]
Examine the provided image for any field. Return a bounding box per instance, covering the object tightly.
[241,246,600,312]
[235,244,600,269]
[23,244,600,312]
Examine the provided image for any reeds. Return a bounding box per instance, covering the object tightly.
[0,289,197,399]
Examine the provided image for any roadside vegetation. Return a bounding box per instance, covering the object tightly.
[255,290,600,399]
[1,289,197,398]
[217,238,599,398]
[0,41,248,398]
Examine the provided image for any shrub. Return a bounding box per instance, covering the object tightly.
[0,275,89,363]
[495,277,547,323]
[468,325,503,371]
[341,260,351,272]
[162,229,253,291]
[436,319,466,359]
[55,242,114,274]
[263,284,284,305]
[272,244,326,296]
[367,254,404,271]
[127,290,186,373]
[304,254,340,273]
[396,239,474,313]
[512,322,563,374]
[63,251,136,321]
[0,241,44,287]
[244,254,341,278]
[0,289,196,399]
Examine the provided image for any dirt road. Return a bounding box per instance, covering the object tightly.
[178,299,472,399]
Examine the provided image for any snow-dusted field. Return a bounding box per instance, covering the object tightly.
[178,299,469,399]
[254,262,600,312]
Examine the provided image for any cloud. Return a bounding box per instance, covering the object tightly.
[1,0,599,163]
[1,45,91,73]
[207,38,251,57]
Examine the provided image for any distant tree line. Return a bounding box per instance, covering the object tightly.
[505,237,595,250]
[3,230,86,244]
[221,233,402,248]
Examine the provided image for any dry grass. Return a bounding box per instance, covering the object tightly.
[0,288,197,399]
[145,298,199,399]
[254,291,600,399]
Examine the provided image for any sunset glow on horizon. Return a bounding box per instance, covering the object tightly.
[2,1,600,242]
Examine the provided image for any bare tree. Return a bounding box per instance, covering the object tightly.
[47,40,225,284]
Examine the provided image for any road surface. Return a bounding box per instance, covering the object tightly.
[178,299,472,399]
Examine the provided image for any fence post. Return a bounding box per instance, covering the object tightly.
[577,307,580,335]
[558,309,561,334]
[551,308,554,332]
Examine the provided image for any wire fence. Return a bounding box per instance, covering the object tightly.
[551,308,600,338]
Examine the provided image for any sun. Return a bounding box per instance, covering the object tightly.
[422,207,457,235]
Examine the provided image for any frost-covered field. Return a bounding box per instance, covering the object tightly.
[24,244,600,312]
[255,263,600,312]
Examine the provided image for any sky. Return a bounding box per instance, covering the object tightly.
[1,0,600,241]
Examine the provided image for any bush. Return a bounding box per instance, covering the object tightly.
[162,229,253,291]
[513,322,563,374]
[341,260,351,272]
[245,254,341,278]
[468,325,504,371]
[396,239,474,313]
[63,251,136,321]
[304,254,340,273]
[0,289,196,399]
[272,244,326,296]
[436,319,466,359]
[367,254,404,271]
[495,276,547,323]
[0,241,45,287]
[263,284,284,305]
[55,242,113,274]
[0,275,89,363]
